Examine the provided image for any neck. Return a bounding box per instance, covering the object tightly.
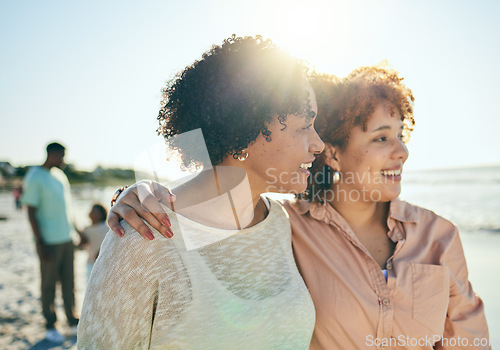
[329,194,389,234]
[169,165,267,230]
[212,165,267,228]
[42,161,53,170]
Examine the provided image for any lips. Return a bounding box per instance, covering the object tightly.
[298,159,315,177]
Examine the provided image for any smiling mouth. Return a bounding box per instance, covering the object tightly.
[380,169,402,176]
[300,163,313,170]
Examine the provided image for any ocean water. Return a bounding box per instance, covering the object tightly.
[400,165,500,235]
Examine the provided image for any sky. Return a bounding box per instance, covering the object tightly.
[1,0,499,171]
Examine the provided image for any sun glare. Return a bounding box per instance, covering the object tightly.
[257,0,364,77]
[274,5,320,56]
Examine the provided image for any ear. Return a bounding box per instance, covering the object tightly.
[323,143,341,170]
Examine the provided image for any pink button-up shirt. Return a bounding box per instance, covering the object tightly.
[284,198,490,350]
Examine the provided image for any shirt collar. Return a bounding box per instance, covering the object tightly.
[294,198,417,229]
[388,198,418,224]
[293,199,352,233]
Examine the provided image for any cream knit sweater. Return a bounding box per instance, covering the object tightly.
[77,198,315,349]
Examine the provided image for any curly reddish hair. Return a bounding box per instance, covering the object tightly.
[305,64,415,201]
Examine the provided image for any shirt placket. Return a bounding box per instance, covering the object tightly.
[377,220,406,350]
[370,254,394,349]
[337,227,395,350]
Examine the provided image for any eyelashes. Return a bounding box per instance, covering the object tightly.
[373,134,404,142]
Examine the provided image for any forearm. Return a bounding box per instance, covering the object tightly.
[74,224,88,244]
[27,206,43,243]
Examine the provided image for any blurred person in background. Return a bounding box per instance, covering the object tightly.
[78,203,108,280]
[22,142,81,343]
[12,183,23,210]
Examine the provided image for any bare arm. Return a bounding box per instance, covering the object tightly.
[27,206,43,243]
[107,180,175,240]
[27,206,51,261]
[73,224,88,245]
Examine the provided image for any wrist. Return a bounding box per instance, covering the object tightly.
[111,186,129,207]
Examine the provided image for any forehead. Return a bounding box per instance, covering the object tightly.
[366,103,403,127]
[49,150,65,156]
[307,85,317,113]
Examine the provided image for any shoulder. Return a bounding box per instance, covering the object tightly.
[94,220,185,287]
[112,220,176,252]
[266,197,288,215]
[395,199,458,239]
[399,200,454,225]
[24,166,42,182]
[265,196,302,228]
[279,197,308,214]
[98,221,172,264]
[257,197,293,241]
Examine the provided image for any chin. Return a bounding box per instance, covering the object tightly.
[285,183,308,195]
[380,190,401,202]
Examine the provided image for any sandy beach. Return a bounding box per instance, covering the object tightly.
[0,195,86,349]
[1,189,498,349]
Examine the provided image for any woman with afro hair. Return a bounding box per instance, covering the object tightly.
[113,63,490,349]
[77,35,324,349]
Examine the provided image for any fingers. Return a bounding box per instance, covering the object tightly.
[151,181,176,205]
[108,180,175,240]
[110,198,173,240]
[134,205,174,239]
[119,204,157,240]
[111,201,154,240]
[107,211,125,237]
[137,187,173,228]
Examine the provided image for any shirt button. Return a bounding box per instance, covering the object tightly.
[386,262,393,270]
[382,298,390,306]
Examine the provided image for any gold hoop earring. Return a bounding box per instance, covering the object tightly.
[332,170,341,184]
[233,150,249,162]
[238,150,249,162]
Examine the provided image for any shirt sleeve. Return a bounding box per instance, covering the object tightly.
[436,227,491,350]
[21,172,40,207]
[77,227,167,349]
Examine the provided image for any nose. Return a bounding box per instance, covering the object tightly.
[310,127,325,155]
[393,139,409,162]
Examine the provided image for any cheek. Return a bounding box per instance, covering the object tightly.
[364,148,390,170]
[343,149,369,173]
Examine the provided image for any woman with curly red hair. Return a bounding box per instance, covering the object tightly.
[287,66,489,349]
[110,64,490,348]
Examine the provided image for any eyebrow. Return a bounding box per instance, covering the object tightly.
[371,125,404,132]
